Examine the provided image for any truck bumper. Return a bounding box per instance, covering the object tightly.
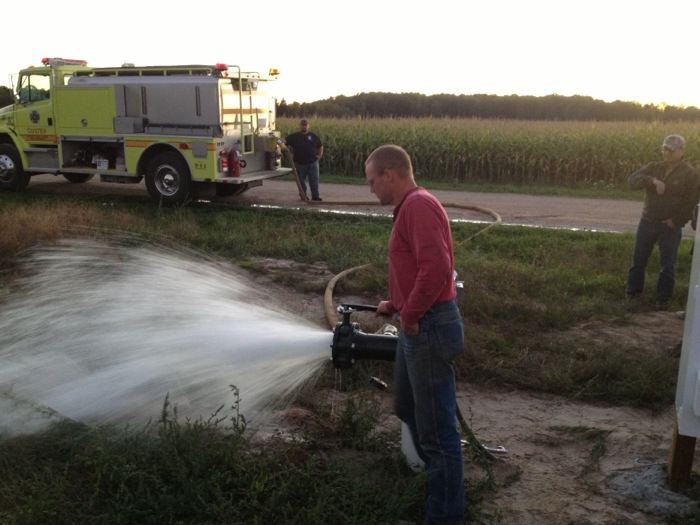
[217,167,291,184]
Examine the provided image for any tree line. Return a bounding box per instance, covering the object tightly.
[0,86,13,108]
[4,85,699,123]
[277,92,700,122]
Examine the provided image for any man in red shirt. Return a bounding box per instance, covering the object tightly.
[365,144,465,524]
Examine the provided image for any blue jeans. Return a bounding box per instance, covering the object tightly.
[294,161,320,199]
[626,216,682,303]
[394,300,465,524]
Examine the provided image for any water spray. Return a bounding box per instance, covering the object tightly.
[0,239,332,435]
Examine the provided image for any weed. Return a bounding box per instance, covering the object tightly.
[530,425,612,477]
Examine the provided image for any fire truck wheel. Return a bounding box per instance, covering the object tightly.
[215,183,249,197]
[63,173,95,184]
[0,144,30,191]
[145,151,193,206]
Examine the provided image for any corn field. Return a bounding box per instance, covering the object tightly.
[278,118,700,188]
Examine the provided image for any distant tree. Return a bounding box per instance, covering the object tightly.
[277,99,305,118]
[277,98,288,117]
[0,86,14,108]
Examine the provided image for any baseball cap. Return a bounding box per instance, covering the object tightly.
[662,135,685,151]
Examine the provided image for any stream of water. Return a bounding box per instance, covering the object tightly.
[0,238,331,433]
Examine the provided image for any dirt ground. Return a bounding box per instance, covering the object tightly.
[22,175,700,522]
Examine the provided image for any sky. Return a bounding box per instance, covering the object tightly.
[3,0,699,108]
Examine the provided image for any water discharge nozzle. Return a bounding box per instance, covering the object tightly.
[330,304,398,369]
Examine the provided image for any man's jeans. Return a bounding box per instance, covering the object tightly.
[626,216,682,303]
[394,300,465,524]
[294,161,320,199]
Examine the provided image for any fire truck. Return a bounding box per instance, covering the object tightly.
[0,57,290,205]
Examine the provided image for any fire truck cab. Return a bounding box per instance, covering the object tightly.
[0,57,290,205]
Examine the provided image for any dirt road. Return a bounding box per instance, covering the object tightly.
[238,178,660,236]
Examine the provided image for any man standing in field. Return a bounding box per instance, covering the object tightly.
[626,134,700,308]
[282,119,324,201]
[365,144,465,524]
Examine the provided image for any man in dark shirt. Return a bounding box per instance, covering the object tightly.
[283,119,324,201]
[626,134,700,308]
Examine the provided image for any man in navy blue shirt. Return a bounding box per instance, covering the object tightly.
[283,119,324,201]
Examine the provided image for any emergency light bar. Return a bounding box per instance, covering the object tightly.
[41,57,88,67]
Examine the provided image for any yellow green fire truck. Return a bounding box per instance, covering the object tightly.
[0,57,290,205]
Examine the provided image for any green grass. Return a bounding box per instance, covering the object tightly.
[0,388,427,525]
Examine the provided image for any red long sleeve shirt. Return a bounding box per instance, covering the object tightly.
[387,186,456,326]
